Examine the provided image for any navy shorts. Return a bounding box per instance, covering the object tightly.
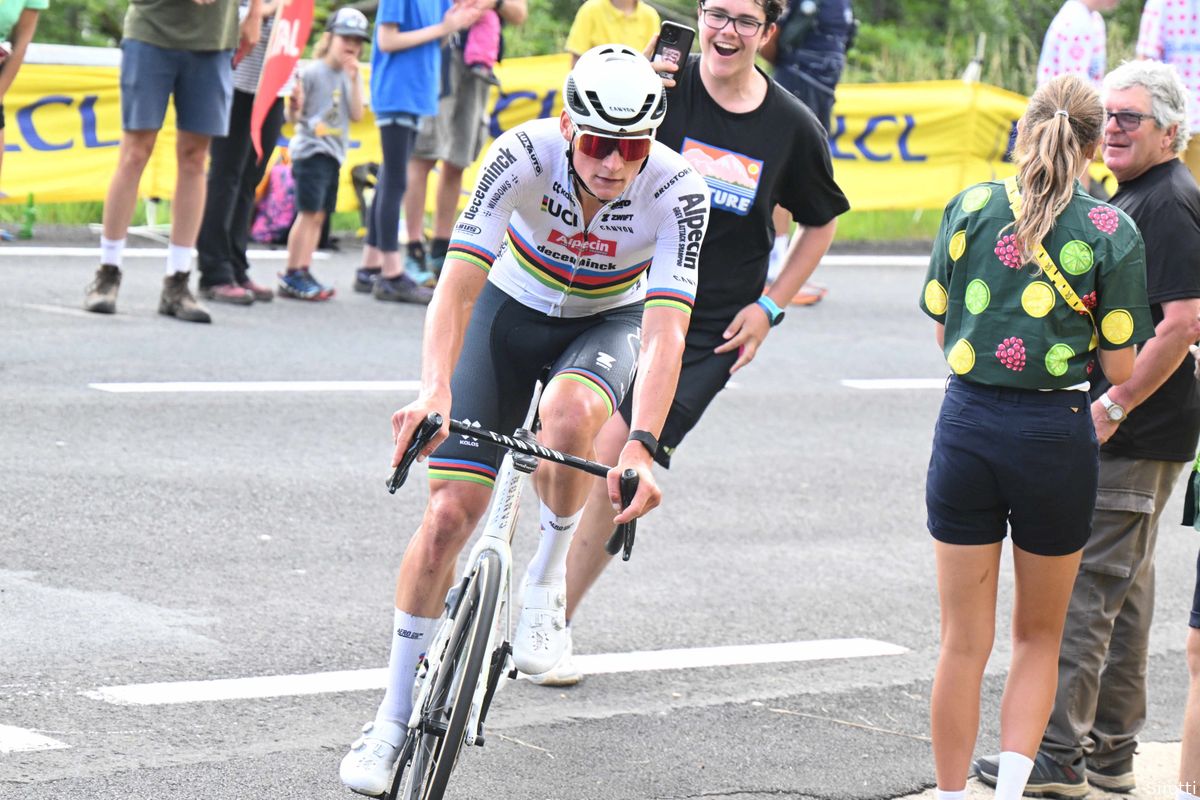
[291,154,341,215]
[428,282,642,487]
[1192,549,1200,629]
[618,325,736,468]
[926,376,1099,556]
[120,39,233,136]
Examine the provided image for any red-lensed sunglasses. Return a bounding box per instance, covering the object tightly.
[576,131,653,161]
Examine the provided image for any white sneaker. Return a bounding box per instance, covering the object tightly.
[526,626,583,686]
[512,579,568,675]
[339,719,406,797]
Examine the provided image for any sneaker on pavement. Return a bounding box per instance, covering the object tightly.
[513,578,568,675]
[405,248,437,288]
[973,752,1088,798]
[354,266,382,293]
[84,264,122,314]
[238,277,274,302]
[525,626,582,686]
[373,273,434,305]
[1086,758,1134,793]
[791,282,828,306]
[159,272,212,323]
[278,268,334,301]
[202,283,255,305]
[339,719,406,797]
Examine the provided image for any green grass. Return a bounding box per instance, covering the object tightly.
[3,201,939,244]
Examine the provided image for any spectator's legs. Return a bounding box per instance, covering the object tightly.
[231,97,284,284]
[370,124,417,279]
[434,162,466,239]
[171,130,214,252]
[288,211,326,270]
[931,540,1000,792]
[1183,625,1200,798]
[102,130,160,240]
[404,157,436,245]
[197,90,254,288]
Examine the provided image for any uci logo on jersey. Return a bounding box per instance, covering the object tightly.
[541,195,579,227]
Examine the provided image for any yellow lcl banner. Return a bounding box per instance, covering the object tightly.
[1,51,1041,212]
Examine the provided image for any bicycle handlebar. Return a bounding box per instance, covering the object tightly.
[386,412,640,558]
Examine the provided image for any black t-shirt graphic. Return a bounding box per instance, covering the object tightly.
[1098,158,1200,462]
[655,55,849,332]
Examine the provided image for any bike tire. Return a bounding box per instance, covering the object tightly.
[393,550,502,800]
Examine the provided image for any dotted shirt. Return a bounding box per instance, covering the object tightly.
[1037,0,1106,89]
[920,181,1155,389]
[1137,0,1200,129]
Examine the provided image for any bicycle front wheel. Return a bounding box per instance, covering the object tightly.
[393,549,502,800]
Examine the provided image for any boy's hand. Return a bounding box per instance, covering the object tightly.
[290,81,304,110]
[341,52,359,78]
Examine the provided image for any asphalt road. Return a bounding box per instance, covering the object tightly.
[0,242,1194,800]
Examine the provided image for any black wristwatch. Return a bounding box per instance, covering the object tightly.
[627,429,659,458]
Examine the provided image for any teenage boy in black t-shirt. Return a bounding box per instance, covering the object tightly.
[973,59,1200,795]
[524,0,849,686]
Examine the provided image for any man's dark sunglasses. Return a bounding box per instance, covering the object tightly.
[1105,110,1153,133]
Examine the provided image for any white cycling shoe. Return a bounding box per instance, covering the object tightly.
[339,719,406,797]
[512,579,568,675]
[526,626,583,686]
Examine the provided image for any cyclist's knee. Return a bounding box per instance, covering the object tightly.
[414,482,490,562]
[539,377,611,448]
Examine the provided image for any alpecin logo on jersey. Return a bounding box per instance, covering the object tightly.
[680,137,763,216]
[673,193,706,271]
[548,228,616,257]
[541,195,580,227]
[462,147,518,221]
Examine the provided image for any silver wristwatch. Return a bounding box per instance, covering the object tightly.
[1099,392,1127,423]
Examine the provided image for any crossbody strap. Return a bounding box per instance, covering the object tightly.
[1003,176,1099,351]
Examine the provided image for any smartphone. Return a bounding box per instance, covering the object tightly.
[652,21,695,78]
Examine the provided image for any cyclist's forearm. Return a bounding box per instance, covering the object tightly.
[418,260,487,397]
[628,309,688,437]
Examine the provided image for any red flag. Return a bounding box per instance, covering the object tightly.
[251,0,314,161]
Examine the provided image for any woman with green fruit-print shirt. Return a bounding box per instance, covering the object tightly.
[917,74,1153,800]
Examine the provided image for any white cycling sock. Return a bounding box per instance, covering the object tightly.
[766,234,789,282]
[376,609,438,725]
[100,237,125,268]
[935,789,966,800]
[994,751,1035,800]
[524,503,582,585]
[166,243,193,275]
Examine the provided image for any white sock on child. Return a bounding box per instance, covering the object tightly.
[993,751,1036,800]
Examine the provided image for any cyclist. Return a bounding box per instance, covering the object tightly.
[528,0,849,686]
[339,44,711,797]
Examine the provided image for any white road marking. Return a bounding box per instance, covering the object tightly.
[20,303,139,321]
[841,378,946,390]
[89,380,422,394]
[82,638,907,706]
[0,725,70,753]
[1,246,323,260]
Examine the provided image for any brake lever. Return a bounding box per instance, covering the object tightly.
[604,469,639,561]
[386,412,443,494]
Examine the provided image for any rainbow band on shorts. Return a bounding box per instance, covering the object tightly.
[645,287,695,315]
[446,240,495,274]
[550,367,617,416]
[427,458,498,488]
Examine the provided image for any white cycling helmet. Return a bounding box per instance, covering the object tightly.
[563,44,668,136]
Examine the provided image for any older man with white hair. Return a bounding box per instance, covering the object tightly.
[974,58,1200,798]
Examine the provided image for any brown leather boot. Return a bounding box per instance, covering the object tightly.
[159,272,212,323]
[84,264,122,314]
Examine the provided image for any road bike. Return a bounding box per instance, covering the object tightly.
[382,379,639,800]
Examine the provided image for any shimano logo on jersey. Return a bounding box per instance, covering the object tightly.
[596,352,617,370]
[455,222,483,236]
[674,193,706,271]
[654,169,691,199]
[516,131,543,176]
[462,147,518,220]
[541,195,580,227]
[397,628,425,640]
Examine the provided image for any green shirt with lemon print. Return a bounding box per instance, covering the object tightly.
[921,180,1154,389]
